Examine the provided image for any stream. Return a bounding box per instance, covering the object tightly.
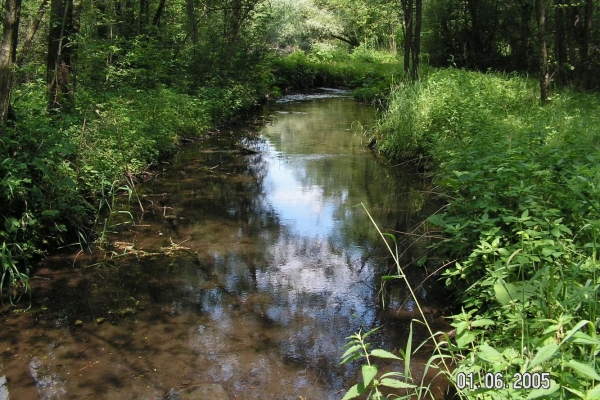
[1,90,450,400]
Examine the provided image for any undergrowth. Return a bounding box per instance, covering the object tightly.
[355,69,600,398]
[1,79,268,304]
[271,46,407,104]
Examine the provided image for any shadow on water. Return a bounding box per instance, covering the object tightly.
[0,90,452,399]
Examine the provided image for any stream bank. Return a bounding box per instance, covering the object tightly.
[1,90,452,399]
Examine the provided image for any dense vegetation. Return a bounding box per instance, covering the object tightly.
[374,70,600,398]
[2,0,600,398]
[0,0,277,302]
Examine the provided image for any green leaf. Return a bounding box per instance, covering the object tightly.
[585,384,600,400]
[529,343,559,369]
[567,360,600,381]
[477,343,503,363]
[455,331,476,348]
[561,320,592,346]
[526,380,559,399]
[541,247,554,257]
[379,378,417,389]
[471,319,495,328]
[370,349,401,360]
[570,331,600,346]
[363,326,381,339]
[564,387,586,398]
[341,344,363,360]
[494,283,531,305]
[341,383,367,400]
[404,322,413,381]
[340,353,363,365]
[381,275,403,281]
[383,233,397,244]
[41,209,60,217]
[362,365,378,387]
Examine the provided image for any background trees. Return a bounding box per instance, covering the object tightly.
[424,0,598,91]
[0,0,22,127]
[2,0,599,131]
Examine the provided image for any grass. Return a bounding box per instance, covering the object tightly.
[361,68,600,398]
[0,77,269,303]
[270,47,409,105]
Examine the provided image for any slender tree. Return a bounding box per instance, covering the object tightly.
[399,0,421,80]
[411,0,422,80]
[400,0,413,76]
[536,0,550,104]
[578,0,594,90]
[0,0,22,128]
[17,0,49,67]
[554,0,567,85]
[153,0,168,26]
[47,0,74,112]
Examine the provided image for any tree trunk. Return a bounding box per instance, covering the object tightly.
[401,0,413,77]
[140,0,149,31]
[152,0,168,26]
[47,0,74,113]
[185,0,198,46]
[554,0,567,85]
[331,34,360,48]
[16,0,49,67]
[536,0,550,104]
[0,0,22,128]
[411,0,422,80]
[578,0,593,90]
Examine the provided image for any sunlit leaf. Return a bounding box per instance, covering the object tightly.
[471,319,495,328]
[561,320,593,346]
[585,384,600,400]
[379,378,417,389]
[494,283,532,305]
[362,365,378,387]
[370,349,401,360]
[526,380,559,399]
[341,345,363,360]
[455,331,476,348]
[477,343,503,363]
[341,383,367,400]
[567,360,600,381]
[570,331,600,346]
[529,343,559,369]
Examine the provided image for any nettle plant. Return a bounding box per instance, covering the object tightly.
[427,132,600,397]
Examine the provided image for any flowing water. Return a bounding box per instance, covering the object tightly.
[1,90,450,400]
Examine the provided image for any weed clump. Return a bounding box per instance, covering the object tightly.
[372,69,600,398]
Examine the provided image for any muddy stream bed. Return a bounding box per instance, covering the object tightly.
[1,90,451,400]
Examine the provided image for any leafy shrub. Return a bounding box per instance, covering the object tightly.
[271,49,404,103]
[2,72,271,302]
[372,68,600,398]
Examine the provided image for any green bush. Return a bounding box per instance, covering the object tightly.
[1,73,270,302]
[373,68,600,398]
[270,49,404,103]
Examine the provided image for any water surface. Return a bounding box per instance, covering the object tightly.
[0,91,450,399]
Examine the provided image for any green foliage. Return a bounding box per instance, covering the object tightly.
[1,0,279,302]
[264,0,398,51]
[340,326,421,400]
[375,69,538,160]
[340,205,455,400]
[271,48,404,103]
[374,68,600,397]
